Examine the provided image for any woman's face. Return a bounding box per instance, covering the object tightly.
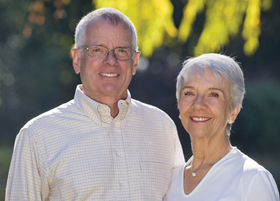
[178,67,240,140]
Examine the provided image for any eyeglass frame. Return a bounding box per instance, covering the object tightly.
[79,45,137,61]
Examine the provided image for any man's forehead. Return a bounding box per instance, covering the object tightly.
[88,18,127,29]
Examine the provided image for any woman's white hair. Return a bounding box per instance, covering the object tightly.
[176,53,245,136]
[74,7,138,50]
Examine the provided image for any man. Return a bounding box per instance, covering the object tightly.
[6,8,185,200]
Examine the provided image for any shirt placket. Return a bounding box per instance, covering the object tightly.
[110,121,130,200]
[98,102,130,200]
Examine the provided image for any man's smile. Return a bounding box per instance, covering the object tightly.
[100,73,119,77]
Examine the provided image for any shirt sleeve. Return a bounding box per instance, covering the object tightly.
[5,129,45,201]
[172,125,185,167]
[246,169,280,201]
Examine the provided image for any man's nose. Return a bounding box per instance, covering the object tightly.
[104,50,117,65]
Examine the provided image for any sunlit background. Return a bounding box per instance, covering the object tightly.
[1,0,280,199]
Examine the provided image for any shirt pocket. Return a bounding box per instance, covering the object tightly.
[140,161,172,200]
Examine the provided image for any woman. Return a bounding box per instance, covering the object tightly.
[165,53,279,200]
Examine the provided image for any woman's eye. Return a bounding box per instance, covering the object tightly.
[210,93,219,97]
[184,92,193,96]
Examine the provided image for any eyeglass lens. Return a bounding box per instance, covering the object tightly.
[87,46,133,61]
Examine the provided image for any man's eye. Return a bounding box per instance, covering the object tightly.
[92,48,101,52]
[116,48,128,53]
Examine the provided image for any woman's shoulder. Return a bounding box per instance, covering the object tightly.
[230,147,266,172]
[164,163,187,201]
[170,163,186,183]
[227,147,274,182]
[229,148,279,200]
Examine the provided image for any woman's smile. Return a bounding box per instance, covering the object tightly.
[190,116,212,123]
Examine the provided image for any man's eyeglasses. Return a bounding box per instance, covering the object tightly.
[79,46,136,61]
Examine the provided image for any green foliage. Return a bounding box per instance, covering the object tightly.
[0,146,13,200]
[0,146,12,178]
[179,0,272,56]
[93,0,177,57]
[233,79,280,154]
[93,0,272,57]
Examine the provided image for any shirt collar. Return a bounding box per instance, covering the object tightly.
[74,85,131,125]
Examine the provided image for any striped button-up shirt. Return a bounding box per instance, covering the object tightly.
[6,85,185,201]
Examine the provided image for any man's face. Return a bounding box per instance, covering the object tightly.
[72,19,140,102]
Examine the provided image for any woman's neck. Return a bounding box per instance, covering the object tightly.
[190,137,232,168]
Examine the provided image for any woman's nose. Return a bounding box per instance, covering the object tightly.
[192,95,207,110]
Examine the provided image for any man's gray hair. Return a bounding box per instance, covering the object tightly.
[74,7,138,50]
[176,53,245,111]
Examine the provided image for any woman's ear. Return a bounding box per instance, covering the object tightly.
[229,105,241,124]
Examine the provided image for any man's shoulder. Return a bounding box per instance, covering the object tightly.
[131,98,165,112]
[130,98,173,120]
[23,99,77,129]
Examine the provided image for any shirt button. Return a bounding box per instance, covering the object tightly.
[116,152,121,157]
[119,182,123,187]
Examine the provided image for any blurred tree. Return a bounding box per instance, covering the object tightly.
[23,0,272,57]
[178,0,272,56]
[93,0,273,56]
[93,0,177,57]
[0,0,93,144]
[232,79,280,155]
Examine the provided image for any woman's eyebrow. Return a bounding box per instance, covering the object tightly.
[208,87,225,95]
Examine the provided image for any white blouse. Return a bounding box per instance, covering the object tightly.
[164,147,279,201]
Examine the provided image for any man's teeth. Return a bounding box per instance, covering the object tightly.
[192,117,209,121]
[100,73,118,77]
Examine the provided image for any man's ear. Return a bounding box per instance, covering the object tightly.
[72,48,82,74]
[132,51,141,75]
